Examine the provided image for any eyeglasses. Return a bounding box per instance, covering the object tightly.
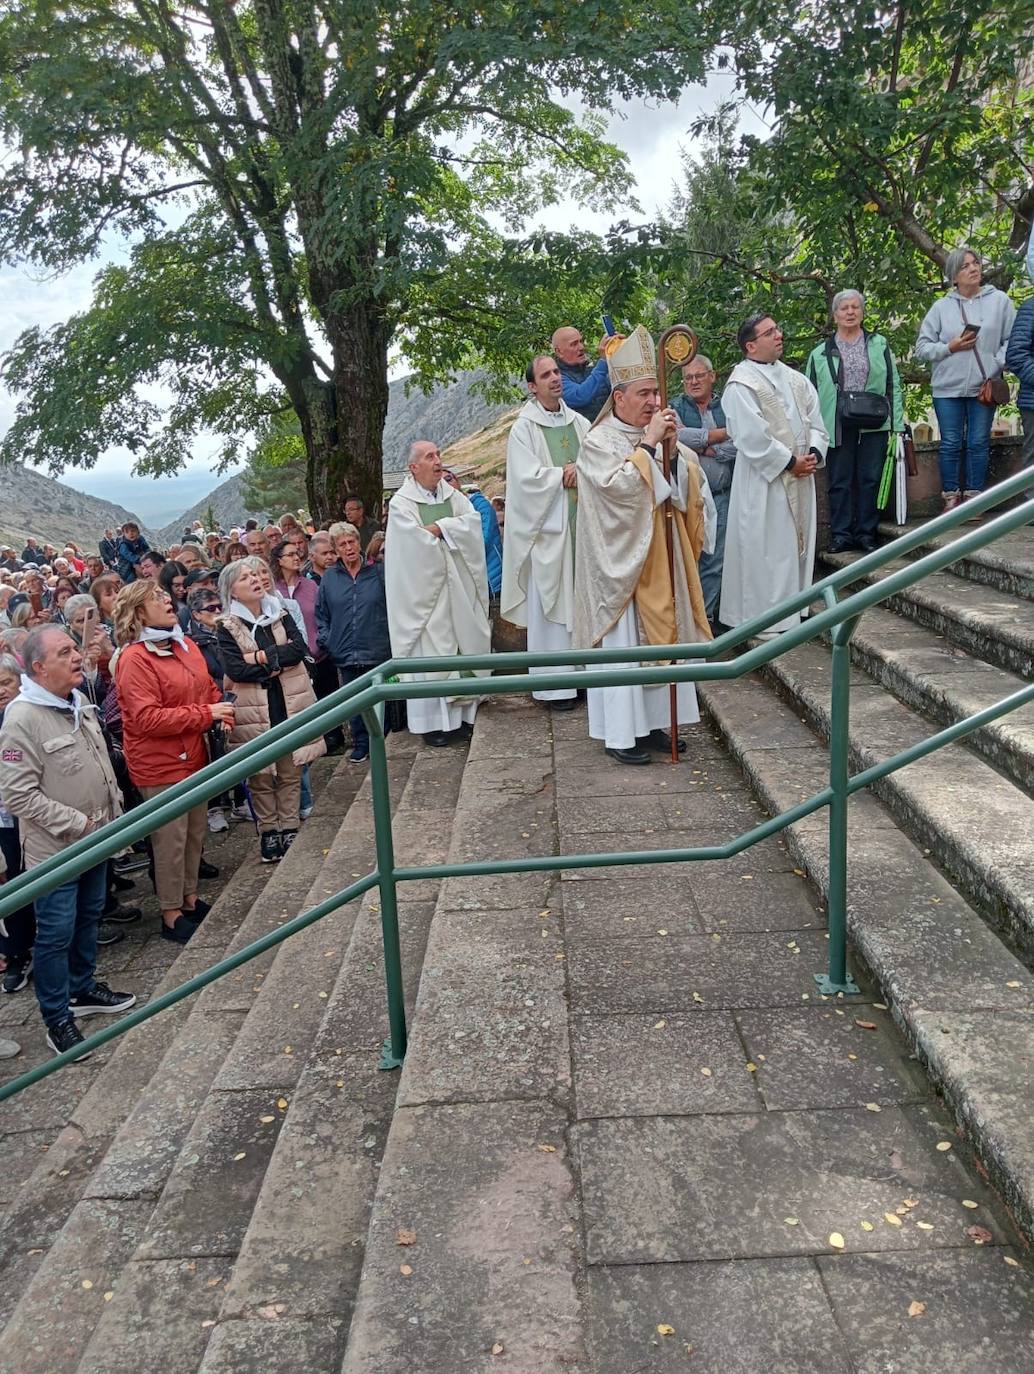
[754,323,782,340]
[200,603,222,613]
[280,550,301,558]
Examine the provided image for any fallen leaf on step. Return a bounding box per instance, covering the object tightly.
[538,909,550,917]
[491,1343,504,1356]
[400,1264,413,1276]
[854,1020,877,1031]
[1005,1256,1020,1268]
[962,1200,978,1209]
[907,1301,926,1318]
[884,1213,903,1227]
[259,1115,275,1124]
[916,1221,934,1231]
[902,1198,919,1209]
[745,1062,758,1073]
[81,1280,93,1290]
[656,1324,676,1337]
[865,1103,881,1113]
[860,1221,874,1232]
[966,1225,993,1245]
[657,928,669,936]
[847,1053,858,1061]
[233,1152,246,1162]
[1006,981,1021,989]
[784,1217,799,1226]
[873,1002,888,1010]
[538,1144,557,1153]
[828,1233,845,1250]
[653,1020,667,1030]
[693,992,704,1003]
[700,1067,712,1077]
[277,1098,288,1110]
[396,1229,417,1246]
[935,1141,953,1152]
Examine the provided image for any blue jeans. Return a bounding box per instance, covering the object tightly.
[32,862,107,1028]
[932,396,994,493]
[299,764,312,814]
[698,485,730,623]
[337,666,373,754]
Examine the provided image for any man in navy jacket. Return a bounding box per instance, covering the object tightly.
[1006,297,1034,498]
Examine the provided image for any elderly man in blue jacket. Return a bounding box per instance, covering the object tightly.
[551,326,613,422]
[315,521,392,764]
[1006,295,1034,500]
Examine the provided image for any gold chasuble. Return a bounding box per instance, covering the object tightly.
[628,448,710,656]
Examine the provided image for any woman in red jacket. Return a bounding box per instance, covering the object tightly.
[112,581,236,943]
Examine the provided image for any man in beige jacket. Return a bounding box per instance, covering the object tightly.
[0,626,134,1059]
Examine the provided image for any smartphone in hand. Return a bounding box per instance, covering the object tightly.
[960,323,981,339]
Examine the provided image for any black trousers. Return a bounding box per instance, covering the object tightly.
[825,425,888,544]
[311,655,345,750]
[0,825,36,962]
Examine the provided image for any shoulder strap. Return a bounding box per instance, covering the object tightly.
[958,300,989,381]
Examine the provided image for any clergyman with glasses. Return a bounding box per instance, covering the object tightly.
[673,353,738,628]
[720,313,829,637]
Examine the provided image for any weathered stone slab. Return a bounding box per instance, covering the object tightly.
[587,1258,852,1373]
[219,1058,395,1321]
[574,1105,1003,1264]
[736,1006,926,1110]
[690,869,824,932]
[0,1129,51,1206]
[397,936,570,1106]
[555,758,742,797]
[817,1248,1034,1373]
[199,1316,346,1373]
[562,878,702,941]
[0,1198,152,1374]
[341,1100,587,1374]
[559,830,793,880]
[567,930,835,1013]
[86,1010,245,1200]
[439,871,555,911]
[135,1089,287,1260]
[77,1257,231,1374]
[571,1012,759,1118]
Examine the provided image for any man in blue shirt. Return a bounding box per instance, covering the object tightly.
[671,354,737,627]
[551,326,613,423]
[443,470,502,598]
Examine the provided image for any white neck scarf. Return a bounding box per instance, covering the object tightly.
[228,594,282,628]
[137,623,188,649]
[17,673,92,732]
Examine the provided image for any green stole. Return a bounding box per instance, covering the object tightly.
[541,422,578,543]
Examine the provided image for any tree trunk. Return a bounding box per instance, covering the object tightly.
[295,304,391,528]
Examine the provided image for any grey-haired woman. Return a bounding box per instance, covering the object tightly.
[915,246,1015,511]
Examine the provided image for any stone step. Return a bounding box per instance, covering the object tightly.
[819,548,1034,679]
[341,698,586,1373]
[700,675,1034,1245]
[758,636,1034,957]
[878,518,1034,602]
[0,753,392,1374]
[837,606,1034,795]
[0,755,358,1338]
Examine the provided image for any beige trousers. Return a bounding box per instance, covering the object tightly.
[249,755,302,833]
[139,786,208,911]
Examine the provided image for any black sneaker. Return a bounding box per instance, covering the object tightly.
[102,903,142,925]
[111,872,136,892]
[2,955,32,994]
[113,852,149,875]
[46,1018,92,1060]
[198,858,219,880]
[279,829,298,855]
[96,922,125,946]
[182,897,211,923]
[69,982,136,1017]
[260,831,282,864]
[348,745,370,763]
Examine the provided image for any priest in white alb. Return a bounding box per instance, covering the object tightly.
[572,326,715,765]
[385,440,491,745]
[720,313,829,635]
[501,354,589,711]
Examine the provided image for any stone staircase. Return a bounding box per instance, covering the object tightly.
[700,517,1034,1241]
[0,732,468,1374]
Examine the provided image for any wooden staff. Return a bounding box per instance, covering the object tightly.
[655,324,699,765]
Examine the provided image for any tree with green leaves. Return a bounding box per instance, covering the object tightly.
[0,0,713,522]
[240,409,308,516]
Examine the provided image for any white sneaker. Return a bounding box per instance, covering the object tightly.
[207,809,229,833]
[299,805,314,821]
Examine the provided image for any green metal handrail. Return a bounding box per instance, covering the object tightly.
[2,468,1033,1101]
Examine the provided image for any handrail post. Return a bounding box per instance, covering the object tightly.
[815,612,861,997]
[364,683,407,1069]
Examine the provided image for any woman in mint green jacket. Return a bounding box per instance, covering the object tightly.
[806,290,904,553]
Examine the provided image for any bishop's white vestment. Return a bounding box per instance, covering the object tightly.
[572,415,716,751]
[385,475,491,734]
[501,398,589,701]
[720,360,829,635]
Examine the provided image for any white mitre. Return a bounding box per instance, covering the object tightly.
[594,324,658,424]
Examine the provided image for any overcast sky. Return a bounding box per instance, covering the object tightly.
[0,71,756,520]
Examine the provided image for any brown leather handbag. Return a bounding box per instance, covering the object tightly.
[960,301,1011,407]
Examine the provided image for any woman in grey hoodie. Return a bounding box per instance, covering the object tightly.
[915,246,1015,512]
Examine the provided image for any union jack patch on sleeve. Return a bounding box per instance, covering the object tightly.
[2,749,22,762]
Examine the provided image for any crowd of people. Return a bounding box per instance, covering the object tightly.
[0,240,1031,1062]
